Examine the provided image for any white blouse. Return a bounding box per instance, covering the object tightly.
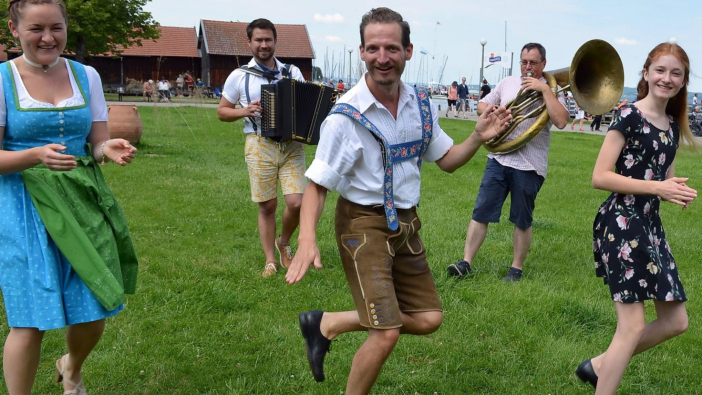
[0,58,108,127]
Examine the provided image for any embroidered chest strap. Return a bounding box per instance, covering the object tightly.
[328,88,433,231]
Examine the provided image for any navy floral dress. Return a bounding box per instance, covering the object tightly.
[593,104,686,303]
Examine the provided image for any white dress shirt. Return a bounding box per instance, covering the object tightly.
[222,57,305,134]
[306,74,453,208]
[480,75,567,178]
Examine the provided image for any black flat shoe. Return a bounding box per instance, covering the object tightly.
[299,310,331,382]
[575,359,598,388]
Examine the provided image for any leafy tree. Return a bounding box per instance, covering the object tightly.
[312,66,323,81]
[0,0,160,63]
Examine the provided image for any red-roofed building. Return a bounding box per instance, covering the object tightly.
[2,26,201,88]
[85,26,201,87]
[1,21,316,93]
[198,20,315,88]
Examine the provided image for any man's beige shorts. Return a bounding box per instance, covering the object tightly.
[244,134,306,202]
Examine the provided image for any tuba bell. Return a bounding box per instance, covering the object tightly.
[484,39,624,153]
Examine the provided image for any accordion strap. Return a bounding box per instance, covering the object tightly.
[328,88,433,231]
[243,72,259,132]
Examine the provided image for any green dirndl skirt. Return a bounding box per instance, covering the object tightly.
[20,154,138,311]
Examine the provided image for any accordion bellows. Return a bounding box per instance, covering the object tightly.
[260,79,336,145]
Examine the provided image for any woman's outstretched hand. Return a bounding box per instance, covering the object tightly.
[103,139,137,166]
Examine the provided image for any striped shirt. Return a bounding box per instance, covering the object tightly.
[480,75,567,178]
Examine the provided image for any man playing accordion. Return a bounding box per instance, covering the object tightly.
[217,18,306,278]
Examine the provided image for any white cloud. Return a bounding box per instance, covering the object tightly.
[615,37,637,45]
[325,35,343,42]
[314,13,345,23]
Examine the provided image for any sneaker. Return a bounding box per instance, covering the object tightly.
[447,260,472,277]
[262,262,278,278]
[502,267,523,282]
[275,236,294,270]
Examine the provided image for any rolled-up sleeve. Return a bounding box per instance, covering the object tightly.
[422,102,454,162]
[305,115,361,191]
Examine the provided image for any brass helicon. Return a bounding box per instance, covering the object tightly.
[484,39,625,153]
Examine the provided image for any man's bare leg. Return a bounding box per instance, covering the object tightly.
[346,328,399,395]
[511,226,532,270]
[463,220,489,264]
[280,193,302,244]
[314,311,441,395]
[258,199,278,264]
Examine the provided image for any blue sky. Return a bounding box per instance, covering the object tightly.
[144,0,701,93]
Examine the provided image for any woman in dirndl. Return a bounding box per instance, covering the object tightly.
[575,42,698,394]
[0,1,138,394]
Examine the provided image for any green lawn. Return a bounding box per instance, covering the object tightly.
[2,106,700,394]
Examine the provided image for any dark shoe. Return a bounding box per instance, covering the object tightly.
[575,359,598,388]
[299,310,331,382]
[502,267,523,282]
[447,260,472,277]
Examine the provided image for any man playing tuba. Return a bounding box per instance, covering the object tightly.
[447,42,569,282]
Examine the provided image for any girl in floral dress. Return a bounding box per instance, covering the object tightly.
[575,43,698,394]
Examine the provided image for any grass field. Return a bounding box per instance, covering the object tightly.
[1,106,700,394]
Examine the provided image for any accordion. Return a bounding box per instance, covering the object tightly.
[260,78,335,145]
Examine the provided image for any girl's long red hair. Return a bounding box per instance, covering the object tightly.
[636,43,697,148]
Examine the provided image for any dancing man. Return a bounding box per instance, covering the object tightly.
[286,7,511,394]
[447,42,569,282]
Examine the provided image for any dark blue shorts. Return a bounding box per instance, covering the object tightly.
[472,158,545,230]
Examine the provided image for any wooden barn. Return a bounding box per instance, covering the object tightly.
[85,26,200,87]
[1,26,200,89]
[198,20,315,89]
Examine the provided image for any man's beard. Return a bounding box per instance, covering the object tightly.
[255,50,273,62]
